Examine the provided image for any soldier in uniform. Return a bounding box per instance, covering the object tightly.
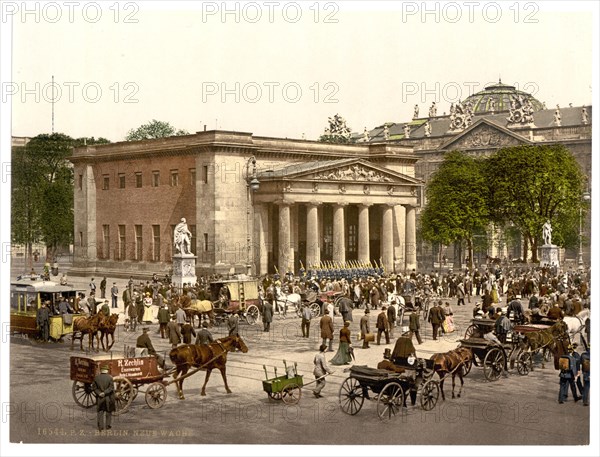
[558,344,582,403]
[580,345,590,406]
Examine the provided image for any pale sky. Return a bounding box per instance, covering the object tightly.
[5,1,597,142]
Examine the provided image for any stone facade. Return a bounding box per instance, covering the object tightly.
[70,132,423,278]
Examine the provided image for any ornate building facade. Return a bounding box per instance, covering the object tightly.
[70,134,423,277]
[363,81,592,267]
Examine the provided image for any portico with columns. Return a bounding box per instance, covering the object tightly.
[252,158,421,276]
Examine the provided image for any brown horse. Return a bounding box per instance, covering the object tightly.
[430,347,473,400]
[71,313,104,351]
[169,335,248,399]
[519,321,569,369]
[99,313,119,351]
[178,297,216,328]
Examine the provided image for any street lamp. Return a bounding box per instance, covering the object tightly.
[245,156,260,275]
[577,188,590,269]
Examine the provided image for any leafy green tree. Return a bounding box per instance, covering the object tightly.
[420,151,489,270]
[125,120,189,141]
[484,144,584,262]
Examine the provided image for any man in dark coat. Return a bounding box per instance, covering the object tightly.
[376,306,390,345]
[387,304,396,338]
[262,300,273,332]
[88,293,99,315]
[409,307,423,345]
[36,301,50,342]
[99,277,106,299]
[181,320,197,344]
[428,300,445,341]
[92,365,115,431]
[165,316,181,348]
[320,309,334,352]
[227,312,240,337]
[195,322,214,345]
[157,304,170,339]
[360,309,371,349]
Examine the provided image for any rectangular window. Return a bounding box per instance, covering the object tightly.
[135,225,143,261]
[152,225,160,261]
[102,225,110,259]
[170,169,179,187]
[102,175,109,190]
[189,168,196,186]
[202,165,208,184]
[118,225,126,260]
[135,172,142,188]
[118,173,126,189]
[190,225,197,255]
[152,170,160,187]
[204,233,209,252]
[78,174,83,190]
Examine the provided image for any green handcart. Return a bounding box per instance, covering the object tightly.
[262,360,304,404]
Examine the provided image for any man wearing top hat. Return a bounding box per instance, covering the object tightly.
[92,365,115,431]
[360,309,371,349]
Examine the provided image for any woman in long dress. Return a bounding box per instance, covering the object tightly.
[142,292,154,323]
[330,321,353,365]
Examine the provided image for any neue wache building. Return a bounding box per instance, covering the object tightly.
[69,81,591,278]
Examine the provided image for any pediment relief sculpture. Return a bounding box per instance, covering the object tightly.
[314,165,394,182]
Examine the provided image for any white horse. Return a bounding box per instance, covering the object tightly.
[274,287,302,318]
[563,309,590,345]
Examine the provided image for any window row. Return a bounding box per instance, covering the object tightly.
[76,166,212,190]
[95,224,209,261]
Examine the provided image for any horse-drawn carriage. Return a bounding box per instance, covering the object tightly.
[10,279,85,341]
[208,279,262,326]
[70,353,169,413]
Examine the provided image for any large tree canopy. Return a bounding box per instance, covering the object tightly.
[420,151,489,270]
[484,144,584,262]
[11,133,111,263]
[125,119,189,141]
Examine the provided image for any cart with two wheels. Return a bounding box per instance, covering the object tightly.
[262,360,304,404]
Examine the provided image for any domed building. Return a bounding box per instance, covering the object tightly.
[363,79,591,268]
[462,79,545,115]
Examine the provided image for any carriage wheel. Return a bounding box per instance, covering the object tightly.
[483,347,505,381]
[267,391,282,401]
[464,325,480,339]
[113,377,134,415]
[145,382,168,409]
[72,381,96,408]
[309,303,321,319]
[461,358,473,377]
[377,382,405,422]
[517,351,532,376]
[420,380,440,411]
[245,305,260,326]
[338,377,364,415]
[281,384,301,405]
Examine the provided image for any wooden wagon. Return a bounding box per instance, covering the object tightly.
[338,359,440,421]
[70,354,169,413]
[209,279,262,325]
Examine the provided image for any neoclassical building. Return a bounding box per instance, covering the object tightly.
[70,134,423,277]
[69,80,592,277]
[363,81,592,266]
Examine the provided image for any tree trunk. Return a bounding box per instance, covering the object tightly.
[530,237,538,263]
[467,238,474,272]
[522,237,528,262]
[453,242,462,269]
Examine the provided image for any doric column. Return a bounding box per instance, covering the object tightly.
[254,204,269,275]
[333,203,346,264]
[393,205,406,271]
[278,202,292,274]
[381,204,394,272]
[405,205,417,271]
[306,202,320,268]
[358,203,370,264]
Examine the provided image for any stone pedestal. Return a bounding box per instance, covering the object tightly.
[172,254,198,291]
[539,244,560,268]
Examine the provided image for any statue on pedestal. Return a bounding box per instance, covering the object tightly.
[413,104,419,119]
[542,220,553,246]
[174,218,193,255]
[383,124,390,140]
[581,107,589,125]
[424,121,431,137]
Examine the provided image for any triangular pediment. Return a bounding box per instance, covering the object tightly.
[440,118,531,151]
[258,158,421,185]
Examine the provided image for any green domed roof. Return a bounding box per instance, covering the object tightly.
[464,80,544,115]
